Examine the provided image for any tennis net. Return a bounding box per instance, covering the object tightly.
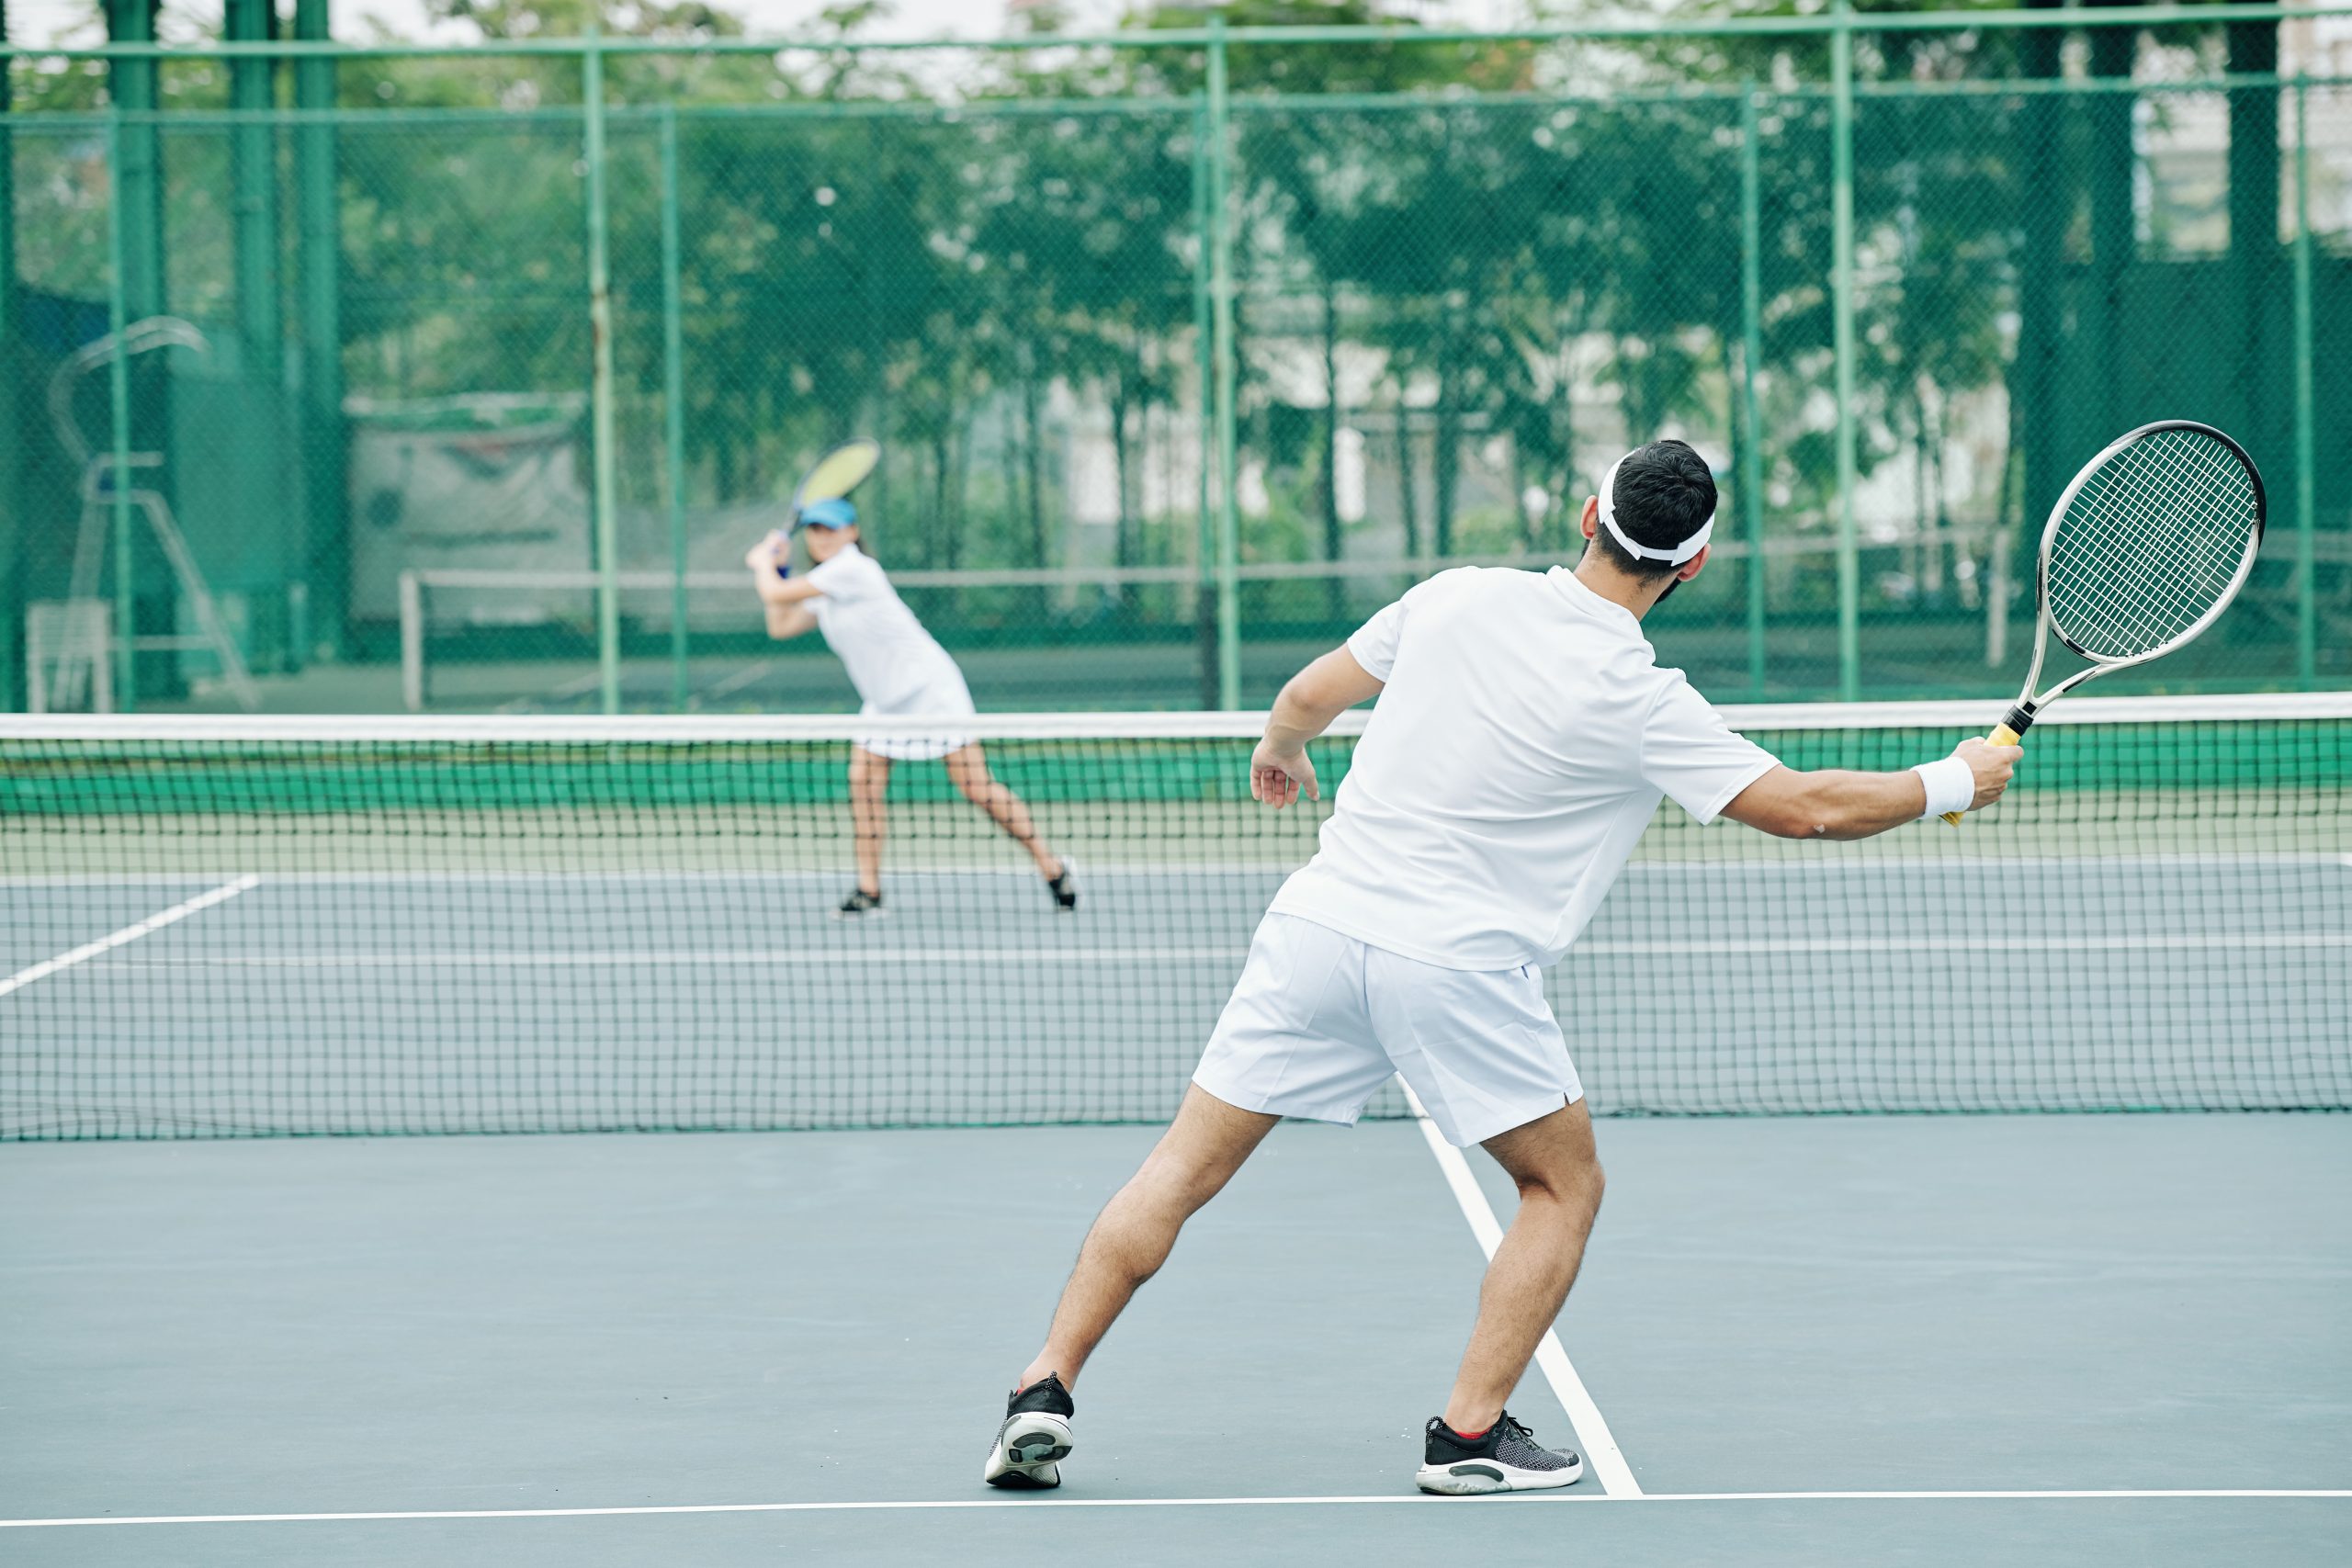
[3,696,2346,1139]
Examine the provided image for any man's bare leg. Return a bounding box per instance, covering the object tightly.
[1441,1099,1605,1435]
[1017,1086,1279,1392]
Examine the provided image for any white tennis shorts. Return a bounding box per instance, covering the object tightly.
[854,664,978,762]
[1193,913,1583,1148]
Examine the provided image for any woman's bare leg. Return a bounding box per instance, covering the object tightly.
[848,746,892,896]
[944,743,1063,880]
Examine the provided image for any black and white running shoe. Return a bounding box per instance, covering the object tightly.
[982,1373,1076,1490]
[1045,859,1079,914]
[1414,1412,1583,1495]
[832,888,887,920]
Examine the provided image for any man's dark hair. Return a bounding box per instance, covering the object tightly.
[1589,438,1718,582]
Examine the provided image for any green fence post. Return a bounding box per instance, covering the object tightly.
[105,116,135,711]
[0,0,19,711]
[293,0,345,666]
[1206,16,1241,711]
[1191,95,1217,711]
[226,0,281,377]
[2292,76,2316,689]
[107,0,162,705]
[1830,1,1860,702]
[1740,81,1767,700]
[582,29,623,716]
[661,106,690,711]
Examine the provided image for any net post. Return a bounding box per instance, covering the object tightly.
[1830,0,1859,702]
[582,28,623,716]
[1739,79,1767,700]
[1206,16,1242,712]
[2292,74,2316,690]
[660,105,690,713]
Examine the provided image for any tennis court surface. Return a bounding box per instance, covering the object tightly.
[4,697,2347,1564]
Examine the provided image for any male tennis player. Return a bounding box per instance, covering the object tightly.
[746,502,1077,919]
[983,438,2018,1495]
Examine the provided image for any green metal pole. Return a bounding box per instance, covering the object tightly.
[1206,16,1241,711]
[2292,77,2316,689]
[582,29,623,715]
[661,107,690,711]
[1830,1,1860,701]
[225,0,281,377]
[293,0,345,665]
[106,116,136,711]
[0,0,20,711]
[1740,82,1767,699]
[107,0,160,705]
[1191,96,1217,711]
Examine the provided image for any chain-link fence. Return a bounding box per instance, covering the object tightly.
[4,9,2348,714]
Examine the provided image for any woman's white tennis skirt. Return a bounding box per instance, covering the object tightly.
[854,664,978,761]
[1193,913,1583,1148]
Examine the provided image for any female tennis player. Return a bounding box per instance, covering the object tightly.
[983,438,2018,1495]
[745,502,1077,919]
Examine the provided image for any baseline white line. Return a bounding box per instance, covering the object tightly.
[0,876,261,999]
[706,659,779,697]
[6,1489,2342,1529]
[76,931,2348,970]
[83,948,1253,968]
[1399,1082,1641,1497]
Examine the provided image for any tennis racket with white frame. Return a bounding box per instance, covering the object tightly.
[1943,419,2265,825]
[753,438,883,579]
[787,437,881,529]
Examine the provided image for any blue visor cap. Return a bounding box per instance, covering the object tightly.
[797,498,858,531]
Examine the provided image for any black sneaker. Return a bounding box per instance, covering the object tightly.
[982,1373,1076,1490]
[832,888,887,921]
[1045,860,1079,914]
[1414,1412,1583,1495]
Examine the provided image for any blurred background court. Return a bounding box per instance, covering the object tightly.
[4,2,2350,1564]
[3,0,2350,716]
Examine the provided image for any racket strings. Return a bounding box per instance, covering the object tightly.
[2046,429,2258,660]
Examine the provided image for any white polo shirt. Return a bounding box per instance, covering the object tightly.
[805,543,974,716]
[1268,566,1779,972]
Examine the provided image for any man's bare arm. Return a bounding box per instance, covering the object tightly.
[1721,738,2018,840]
[1250,645,1385,808]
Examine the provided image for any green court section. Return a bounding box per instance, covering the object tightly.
[6,703,2349,819]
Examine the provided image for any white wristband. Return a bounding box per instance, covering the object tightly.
[1912,756,1975,820]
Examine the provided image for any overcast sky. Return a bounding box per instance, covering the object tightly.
[10,0,1531,48]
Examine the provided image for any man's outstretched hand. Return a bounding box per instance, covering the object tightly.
[1250,738,1318,810]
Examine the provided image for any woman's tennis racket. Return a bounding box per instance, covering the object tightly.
[787,438,881,529]
[1943,419,2265,825]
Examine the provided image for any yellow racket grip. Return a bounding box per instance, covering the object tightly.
[1939,723,2022,827]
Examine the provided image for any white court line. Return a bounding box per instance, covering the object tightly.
[86,948,1253,968]
[5,1489,2343,1529]
[1399,1082,1641,1497]
[707,659,779,697]
[0,876,260,999]
[75,930,2351,970]
[5,853,2337,889]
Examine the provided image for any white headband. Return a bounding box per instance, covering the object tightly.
[1598,454,1715,566]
